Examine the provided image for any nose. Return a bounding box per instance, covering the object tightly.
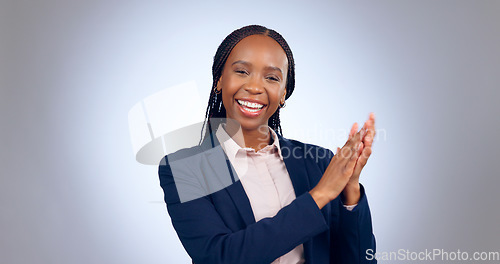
[243,75,265,95]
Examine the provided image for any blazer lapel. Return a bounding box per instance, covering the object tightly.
[200,131,256,227]
[278,135,311,197]
[278,134,315,263]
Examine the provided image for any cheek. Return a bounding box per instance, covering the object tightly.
[220,74,241,93]
[219,77,233,103]
[270,87,286,104]
[221,92,232,110]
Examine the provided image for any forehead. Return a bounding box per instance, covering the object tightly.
[227,35,288,68]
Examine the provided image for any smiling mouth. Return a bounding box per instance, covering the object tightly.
[236,99,266,113]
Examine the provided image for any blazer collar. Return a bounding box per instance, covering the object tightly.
[277,134,311,197]
[199,129,311,223]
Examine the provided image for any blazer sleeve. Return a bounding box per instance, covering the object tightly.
[330,184,377,263]
[159,155,329,264]
[321,149,377,264]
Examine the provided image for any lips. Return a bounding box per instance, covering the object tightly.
[236,99,266,116]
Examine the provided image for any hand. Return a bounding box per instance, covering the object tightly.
[339,112,376,205]
[309,127,366,209]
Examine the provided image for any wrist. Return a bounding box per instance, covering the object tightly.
[342,183,360,205]
[344,181,360,192]
[309,187,334,210]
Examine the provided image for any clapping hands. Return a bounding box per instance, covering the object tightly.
[310,113,376,209]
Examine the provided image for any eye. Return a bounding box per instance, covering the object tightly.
[267,76,280,82]
[235,69,248,75]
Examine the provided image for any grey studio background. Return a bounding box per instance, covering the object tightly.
[1,0,500,263]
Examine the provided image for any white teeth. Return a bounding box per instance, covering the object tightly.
[237,100,264,109]
[242,106,259,112]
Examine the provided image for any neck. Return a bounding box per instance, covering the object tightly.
[224,121,271,152]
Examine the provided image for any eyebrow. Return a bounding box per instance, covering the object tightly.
[231,60,283,74]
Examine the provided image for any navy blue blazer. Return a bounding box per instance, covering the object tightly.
[158,130,376,264]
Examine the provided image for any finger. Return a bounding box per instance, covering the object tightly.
[345,141,363,172]
[360,119,367,132]
[371,112,376,141]
[360,113,375,139]
[336,147,344,158]
[339,127,365,162]
[353,146,372,177]
[340,115,373,161]
[343,128,363,152]
[369,112,376,136]
[359,121,368,141]
[369,112,376,121]
[349,123,358,139]
[355,125,366,142]
[360,113,375,146]
[363,124,373,148]
[364,116,376,148]
[359,146,372,163]
[358,142,364,156]
[351,127,366,152]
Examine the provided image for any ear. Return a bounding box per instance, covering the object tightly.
[281,89,287,104]
[216,78,222,92]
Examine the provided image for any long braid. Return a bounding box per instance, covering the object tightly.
[200,25,295,144]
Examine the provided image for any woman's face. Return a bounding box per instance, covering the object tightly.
[217,34,288,133]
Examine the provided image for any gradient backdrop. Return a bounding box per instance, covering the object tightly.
[2,0,500,263]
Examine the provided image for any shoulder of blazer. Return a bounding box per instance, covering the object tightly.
[159,132,233,204]
[158,139,205,202]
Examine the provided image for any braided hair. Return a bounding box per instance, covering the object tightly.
[200,25,296,143]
